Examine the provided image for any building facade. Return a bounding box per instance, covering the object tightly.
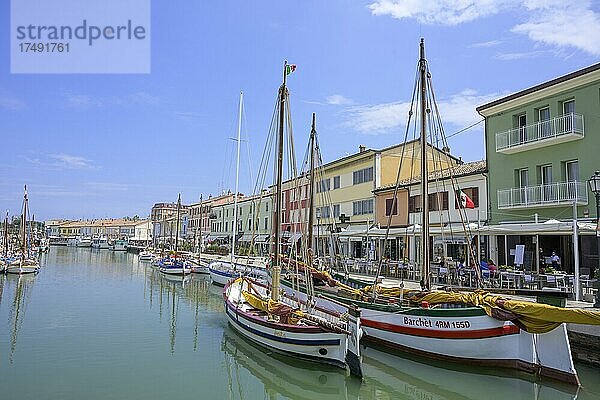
[477,63,600,274]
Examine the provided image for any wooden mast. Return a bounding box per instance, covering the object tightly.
[271,61,287,302]
[174,194,181,256]
[306,113,317,267]
[21,185,27,262]
[419,38,431,291]
[4,211,9,257]
[198,194,203,256]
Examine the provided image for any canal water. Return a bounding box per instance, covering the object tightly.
[1,247,599,400]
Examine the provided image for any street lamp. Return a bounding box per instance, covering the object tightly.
[587,170,600,307]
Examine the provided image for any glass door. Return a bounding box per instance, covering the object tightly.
[539,107,551,138]
[541,165,553,202]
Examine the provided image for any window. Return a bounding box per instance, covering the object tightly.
[333,204,340,218]
[454,188,479,208]
[562,99,575,115]
[538,107,551,137]
[225,221,228,232]
[540,164,553,202]
[265,203,269,212]
[429,192,449,211]
[385,198,398,216]
[353,199,373,215]
[516,113,527,142]
[353,167,373,185]
[565,160,579,183]
[408,195,421,213]
[264,217,268,230]
[333,176,340,189]
[318,206,331,219]
[248,219,251,230]
[317,179,331,193]
[563,100,576,131]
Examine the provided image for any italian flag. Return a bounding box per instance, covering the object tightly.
[460,191,475,209]
[286,64,297,75]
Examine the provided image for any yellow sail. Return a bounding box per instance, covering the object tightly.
[420,290,600,334]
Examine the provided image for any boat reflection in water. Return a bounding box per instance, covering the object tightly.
[221,329,359,400]
[5,273,37,364]
[360,345,578,400]
[144,269,217,354]
[221,324,579,400]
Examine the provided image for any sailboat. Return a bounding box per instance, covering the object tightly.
[223,63,363,377]
[158,194,191,276]
[277,40,600,386]
[7,186,40,275]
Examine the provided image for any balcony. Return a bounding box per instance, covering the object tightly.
[497,181,587,209]
[495,113,584,154]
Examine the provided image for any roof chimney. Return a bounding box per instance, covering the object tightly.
[358,145,366,153]
[442,146,450,154]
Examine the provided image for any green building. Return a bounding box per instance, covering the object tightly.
[477,63,600,276]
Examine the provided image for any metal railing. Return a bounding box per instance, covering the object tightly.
[498,181,587,208]
[496,113,584,152]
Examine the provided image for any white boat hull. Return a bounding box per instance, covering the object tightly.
[159,267,191,275]
[224,279,359,372]
[279,280,579,385]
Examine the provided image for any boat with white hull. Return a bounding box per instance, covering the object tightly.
[7,186,40,275]
[76,237,92,247]
[187,258,210,274]
[224,277,362,374]
[92,237,110,249]
[110,239,127,251]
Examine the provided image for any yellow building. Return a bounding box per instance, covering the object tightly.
[282,140,460,258]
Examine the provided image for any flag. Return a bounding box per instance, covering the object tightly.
[286,64,297,75]
[460,191,475,209]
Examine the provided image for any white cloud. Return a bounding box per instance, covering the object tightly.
[494,50,547,60]
[344,89,499,135]
[326,94,354,105]
[470,40,503,48]
[49,154,97,170]
[368,0,510,25]
[63,91,160,108]
[512,1,600,56]
[0,93,25,111]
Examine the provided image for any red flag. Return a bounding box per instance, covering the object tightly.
[460,191,475,209]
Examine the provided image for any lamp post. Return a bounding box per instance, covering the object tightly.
[587,170,600,307]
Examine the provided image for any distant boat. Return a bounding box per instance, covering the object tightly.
[6,186,40,275]
[66,237,78,247]
[139,250,154,262]
[92,236,110,249]
[76,236,92,247]
[110,239,128,252]
[158,194,191,276]
[186,257,210,274]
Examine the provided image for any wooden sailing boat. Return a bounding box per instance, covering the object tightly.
[158,194,191,276]
[223,63,362,377]
[277,40,600,385]
[7,186,40,275]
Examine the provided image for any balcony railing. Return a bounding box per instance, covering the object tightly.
[496,113,584,153]
[498,181,587,209]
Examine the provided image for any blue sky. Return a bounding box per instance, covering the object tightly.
[1,0,599,220]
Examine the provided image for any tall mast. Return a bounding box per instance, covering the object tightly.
[231,91,243,263]
[174,194,181,255]
[21,185,27,261]
[4,211,9,257]
[271,61,287,302]
[419,38,430,291]
[199,194,203,256]
[306,113,317,267]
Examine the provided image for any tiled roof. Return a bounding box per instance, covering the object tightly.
[374,160,487,192]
